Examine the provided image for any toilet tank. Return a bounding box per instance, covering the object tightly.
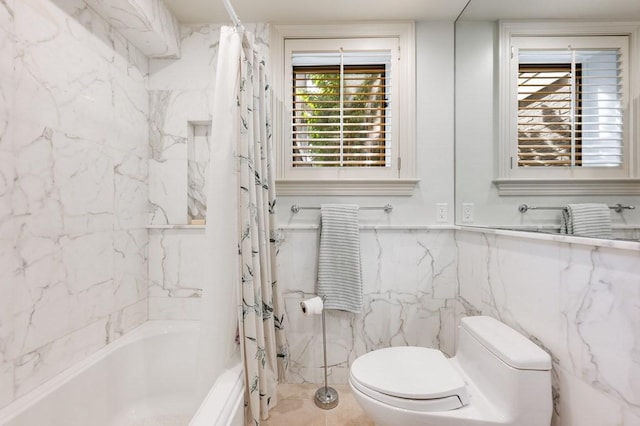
[453,316,552,425]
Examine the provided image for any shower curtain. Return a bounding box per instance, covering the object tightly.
[204,25,289,425]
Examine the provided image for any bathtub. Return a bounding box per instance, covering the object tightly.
[0,321,244,426]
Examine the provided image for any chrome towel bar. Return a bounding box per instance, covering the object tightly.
[291,204,393,213]
[518,203,635,213]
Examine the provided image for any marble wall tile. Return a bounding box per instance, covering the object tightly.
[146,22,272,225]
[148,158,188,225]
[1,0,149,408]
[624,408,640,425]
[113,230,148,308]
[14,316,109,398]
[53,135,115,234]
[82,0,180,58]
[188,123,210,220]
[111,33,149,158]
[276,229,319,295]
[455,229,640,425]
[149,90,214,161]
[148,230,205,299]
[148,297,202,321]
[0,360,13,409]
[113,151,148,230]
[147,89,214,225]
[149,23,269,91]
[107,299,148,342]
[0,0,13,154]
[556,367,625,426]
[150,24,221,91]
[14,2,116,144]
[279,228,458,385]
[144,24,271,317]
[559,245,640,418]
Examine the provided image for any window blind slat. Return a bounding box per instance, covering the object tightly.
[292,61,390,168]
[517,48,624,168]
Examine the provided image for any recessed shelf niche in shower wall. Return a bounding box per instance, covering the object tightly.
[188,121,211,224]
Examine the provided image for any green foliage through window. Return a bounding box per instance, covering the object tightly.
[292,65,389,167]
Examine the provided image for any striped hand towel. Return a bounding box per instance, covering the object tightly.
[560,203,613,238]
[317,204,363,313]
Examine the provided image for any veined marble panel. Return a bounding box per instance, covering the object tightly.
[149,90,214,160]
[82,0,180,58]
[0,0,13,157]
[13,318,107,398]
[14,1,116,144]
[278,228,458,385]
[0,360,12,409]
[146,23,270,228]
[113,230,148,309]
[13,299,146,399]
[111,30,149,159]
[114,150,148,230]
[149,23,270,91]
[53,135,115,234]
[106,298,148,342]
[148,158,188,225]
[187,123,210,220]
[150,24,221,91]
[1,0,149,409]
[148,229,205,299]
[148,297,201,321]
[455,229,640,425]
[560,245,640,416]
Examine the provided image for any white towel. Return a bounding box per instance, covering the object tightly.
[317,204,363,313]
[560,203,613,238]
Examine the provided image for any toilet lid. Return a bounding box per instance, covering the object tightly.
[350,347,467,401]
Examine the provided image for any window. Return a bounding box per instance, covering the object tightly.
[292,62,389,168]
[497,22,640,195]
[272,24,417,195]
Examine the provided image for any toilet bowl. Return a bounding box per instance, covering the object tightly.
[349,316,552,426]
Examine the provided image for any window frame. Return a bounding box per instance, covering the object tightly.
[496,21,640,195]
[271,23,418,195]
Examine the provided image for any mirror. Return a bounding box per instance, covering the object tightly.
[454,0,640,240]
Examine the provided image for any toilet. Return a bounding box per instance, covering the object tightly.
[349,316,552,426]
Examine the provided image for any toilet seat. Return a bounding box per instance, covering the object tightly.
[349,347,470,412]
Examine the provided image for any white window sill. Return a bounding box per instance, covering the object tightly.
[275,179,420,196]
[494,178,640,195]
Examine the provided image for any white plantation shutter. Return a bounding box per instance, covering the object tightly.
[274,25,417,194]
[291,51,391,168]
[496,22,639,194]
[517,48,624,168]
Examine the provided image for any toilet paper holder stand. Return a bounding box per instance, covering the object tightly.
[311,295,339,410]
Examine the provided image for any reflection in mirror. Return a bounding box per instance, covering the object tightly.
[454,0,640,241]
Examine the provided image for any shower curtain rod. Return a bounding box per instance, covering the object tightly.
[223,0,241,27]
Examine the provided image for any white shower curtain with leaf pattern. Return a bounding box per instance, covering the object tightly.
[205,25,289,425]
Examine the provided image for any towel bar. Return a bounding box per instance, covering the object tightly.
[518,203,635,214]
[291,204,393,213]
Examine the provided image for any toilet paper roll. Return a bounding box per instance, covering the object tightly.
[300,296,324,316]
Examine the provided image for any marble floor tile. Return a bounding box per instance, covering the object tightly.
[262,384,374,426]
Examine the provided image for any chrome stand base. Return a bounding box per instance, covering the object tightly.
[314,386,339,410]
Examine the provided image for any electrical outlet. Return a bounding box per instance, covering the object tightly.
[462,203,474,223]
[436,203,448,223]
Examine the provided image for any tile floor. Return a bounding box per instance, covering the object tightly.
[261,384,375,426]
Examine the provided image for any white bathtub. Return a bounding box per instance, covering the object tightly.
[0,321,244,426]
